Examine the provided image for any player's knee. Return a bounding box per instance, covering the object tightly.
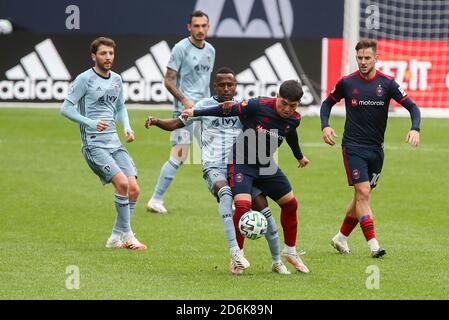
[235,199,252,212]
[355,184,370,202]
[115,180,129,194]
[280,197,298,212]
[128,183,140,199]
[217,186,232,199]
[171,145,189,163]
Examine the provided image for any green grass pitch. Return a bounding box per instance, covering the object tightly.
[0,107,448,299]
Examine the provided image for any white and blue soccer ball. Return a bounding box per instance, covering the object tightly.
[238,210,268,240]
[0,20,13,34]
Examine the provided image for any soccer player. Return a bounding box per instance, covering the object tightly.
[145,67,290,275]
[60,37,146,250]
[320,39,421,258]
[147,10,215,214]
[183,80,311,273]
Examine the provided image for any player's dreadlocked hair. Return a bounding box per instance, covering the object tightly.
[279,80,304,101]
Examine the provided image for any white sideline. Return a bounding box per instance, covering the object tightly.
[1,102,449,118]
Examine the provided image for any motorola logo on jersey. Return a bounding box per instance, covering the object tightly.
[255,124,283,141]
[352,98,386,107]
[195,0,294,38]
[359,100,386,106]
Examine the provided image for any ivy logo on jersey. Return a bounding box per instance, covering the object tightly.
[211,119,220,128]
[98,94,117,105]
[194,64,211,73]
[351,98,358,107]
[376,85,384,97]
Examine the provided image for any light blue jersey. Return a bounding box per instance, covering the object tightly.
[185,97,241,167]
[65,68,130,148]
[167,38,215,112]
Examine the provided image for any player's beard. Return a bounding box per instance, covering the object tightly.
[98,60,113,72]
[192,32,206,42]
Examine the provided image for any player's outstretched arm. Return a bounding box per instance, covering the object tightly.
[144,116,184,131]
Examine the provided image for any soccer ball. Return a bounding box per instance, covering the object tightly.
[238,210,268,240]
[0,20,13,34]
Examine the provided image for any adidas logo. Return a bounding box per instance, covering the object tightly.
[235,42,313,105]
[121,41,173,102]
[0,39,71,100]
[195,0,293,38]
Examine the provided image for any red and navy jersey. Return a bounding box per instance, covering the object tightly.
[193,96,303,166]
[321,70,421,148]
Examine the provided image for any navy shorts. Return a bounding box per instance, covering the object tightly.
[228,163,292,201]
[342,145,384,188]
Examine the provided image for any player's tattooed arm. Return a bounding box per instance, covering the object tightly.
[164,69,193,109]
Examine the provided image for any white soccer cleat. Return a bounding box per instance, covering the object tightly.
[230,248,250,270]
[281,250,310,273]
[271,261,291,275]
[105,236,123,248]
[121,233,147,251]
[229,260,244,275]
[331,235,351,255]
[147,198,168,214]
